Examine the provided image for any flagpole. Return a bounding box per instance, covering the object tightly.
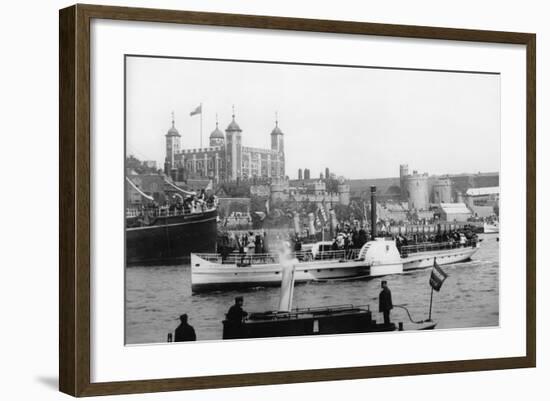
[428,287,434,322]
[200,102,203,148]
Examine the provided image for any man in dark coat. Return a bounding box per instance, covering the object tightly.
[174,314,196,342]
[224,296,249,339]
[226,296,248,323]
[379,280,393,325]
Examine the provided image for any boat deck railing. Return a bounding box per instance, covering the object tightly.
[247,303,370,321]
[126,205,216,218]
[399,239,477,256]
[195,248,361,265]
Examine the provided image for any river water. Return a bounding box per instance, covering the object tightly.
[125,234,499,345]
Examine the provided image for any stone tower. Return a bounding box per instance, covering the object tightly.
[338,182,351,206]
[164,112,181,175]
[270,115,285,179]
[406,171,430,210]
[399,164,409,201]
[225,107,242,181]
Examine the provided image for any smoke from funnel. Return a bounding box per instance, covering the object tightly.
[272,239,298,313]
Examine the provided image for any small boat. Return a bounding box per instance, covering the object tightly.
[483,222,499,234]
[222,260,436,340]
[190,237,478,292]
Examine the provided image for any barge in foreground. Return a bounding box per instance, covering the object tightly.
[221,262,436,340]
[223,303,436,339]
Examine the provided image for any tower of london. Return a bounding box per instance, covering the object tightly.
[163,110,285,183]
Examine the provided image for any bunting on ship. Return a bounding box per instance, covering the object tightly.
[126,177,154,201]
[163,177,197,196]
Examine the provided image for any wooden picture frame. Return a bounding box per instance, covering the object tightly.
[59,3,536,397]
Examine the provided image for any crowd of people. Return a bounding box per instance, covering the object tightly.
[131,189,218,221]
[217,231,268,260]
[329,226,369,251]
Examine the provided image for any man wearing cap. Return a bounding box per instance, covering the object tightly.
[226,296,248,324]
[174,313,196,342]
[379,280,393,325]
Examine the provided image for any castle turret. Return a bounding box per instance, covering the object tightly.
[270,114,285,179]
[209,115,225,147]
[406,170,429,210]
[338,182,350,206]
[313,181,326,196]
[165,112,181,175]
[225,107,242,181]
[270,180,289,203]
[433,177,453,203]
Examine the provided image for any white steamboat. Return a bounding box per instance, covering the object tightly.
[191,238,479,292]
[191,185,479,292]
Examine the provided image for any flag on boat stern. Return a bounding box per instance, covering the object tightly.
[190,104,202,116]
[429,259,448,292]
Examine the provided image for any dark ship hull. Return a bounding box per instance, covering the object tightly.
[126,209,218,266]
[222,306,436,340]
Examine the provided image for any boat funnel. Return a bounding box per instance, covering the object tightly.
[371,186,377,239]
[278,263,296,312]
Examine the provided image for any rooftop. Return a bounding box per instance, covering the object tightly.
[465,187,500,196]
[439,203,471,214]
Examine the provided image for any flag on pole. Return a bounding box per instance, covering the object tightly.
[190,104,202,116]
[317,206,327,227]
[429,259,448,292]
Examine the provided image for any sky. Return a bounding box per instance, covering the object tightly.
[126,56,500,180]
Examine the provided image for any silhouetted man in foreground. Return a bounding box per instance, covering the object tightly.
[223,296,249,339]
[174,314,196,342]
[379,280,393,325]
[226,296,248,323]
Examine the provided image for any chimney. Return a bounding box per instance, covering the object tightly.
[370,186,377,239]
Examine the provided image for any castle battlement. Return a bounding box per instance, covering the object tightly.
[242,146,279,155]
[178,146,222,154]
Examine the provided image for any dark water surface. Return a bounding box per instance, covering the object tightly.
[125,234,499,345]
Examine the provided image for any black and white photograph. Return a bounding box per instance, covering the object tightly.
[124,55,500,345]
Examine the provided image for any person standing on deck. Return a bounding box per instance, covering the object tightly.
[174,314,196,342]
[379,280,393,325]
[224,296,249,339]
[226,296,248,323]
